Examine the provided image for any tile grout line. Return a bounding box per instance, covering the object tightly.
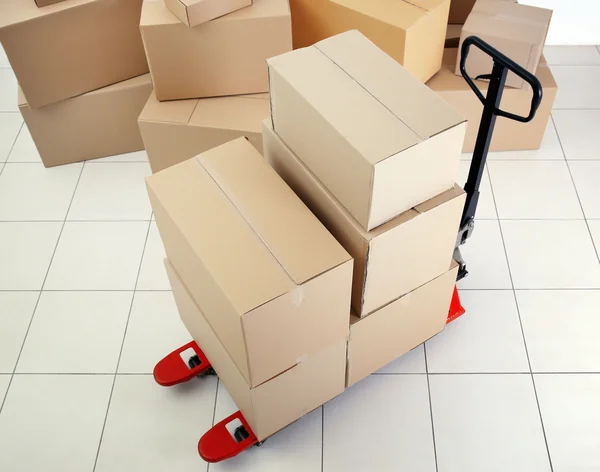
[92,217,153,472]
[0,121,23,177]
[206,379,220,472]
[423,344,439,472]
[321,404,325,472]
[0,159,86,416]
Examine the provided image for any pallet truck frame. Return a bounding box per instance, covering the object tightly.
[152,36,544,463]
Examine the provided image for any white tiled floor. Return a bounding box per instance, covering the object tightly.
[0,45,600,472]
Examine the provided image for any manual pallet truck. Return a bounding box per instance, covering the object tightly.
[152,36,544,463]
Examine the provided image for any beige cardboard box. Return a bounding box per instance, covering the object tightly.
[166,259,346,441]
[268,31,466,232]
[165,0,252,26]
[428,49,557,152]
[147,138,353,388]
[140,0,292,101]
[263,121,465,317]
[448,0,516,25]
[457,1,552,89]
[0,0,148,109]
[347,264,458,386]
[289,0,450,83]
[139,92,270,174]
[445,23,462,48]
[19,74,153,168]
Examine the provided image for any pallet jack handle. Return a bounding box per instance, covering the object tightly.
[455,36,543,280]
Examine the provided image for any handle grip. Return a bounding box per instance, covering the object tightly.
[460,35,543,123]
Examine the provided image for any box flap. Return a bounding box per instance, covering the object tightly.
[138,91,198,124]
[189,95,270,133]
[415,184,464,214]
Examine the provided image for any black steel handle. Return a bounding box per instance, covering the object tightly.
[460,35,543,123]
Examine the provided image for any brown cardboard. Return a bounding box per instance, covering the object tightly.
[140,0,292,101]
[138,91,270,174]
[457,1,552,88]
[448,0,516,25]
[0,0,148,109]
[166,259,346,441]
[165,0,252,26]
[35,0,65,7]
[289,0,450,83]
[147,138,353,388]
[346,264,458,386]
[428,49,557,152]
[445,24,462,48]
[263,121,465,317]
[268,31,466,231]
[19,74,153,168]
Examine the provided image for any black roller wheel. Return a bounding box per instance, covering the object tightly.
[233,425,250,443]
[188,355,202,370]
[206,367,216,376]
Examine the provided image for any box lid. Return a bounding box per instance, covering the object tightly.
[147,137,350,315]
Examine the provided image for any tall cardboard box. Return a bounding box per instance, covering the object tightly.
[165,0,252,26]
[457,1,552,89]
[139,92,270,173]
[428,49,557,152]
[146,138,353,388]
[140,0,292,101]
[268,31,466,231]
[289,0,450,82]
[166,259,346,441]
[0,0,148,108]
[19,74,153,168]
[263,121,465,317]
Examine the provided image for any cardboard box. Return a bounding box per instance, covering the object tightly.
[346,264,458,387]
[268,31,466,231]
[166,259,346,441]
[146,138,353,388]
[19,74,153,168]
[35,0,65,7]
[140,0,292,101]
[457,1,552,89]
[263,120,465,317]
[289,0,450,83]
[427,48,557,152]
[448,0,516,25]
[165,0,252,26]
[445,23,462,48]
[0,0,148,109]
[138,92,270,174]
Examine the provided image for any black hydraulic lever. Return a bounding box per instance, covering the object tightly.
[455,36,543,281]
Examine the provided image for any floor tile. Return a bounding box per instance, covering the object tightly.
[137,222,170,290]
[68,162,152,221]
[0,222,62,290]
[0,69,17,112]
[119,291,190,374]
[0,163,82,221]
[7,126,42,163]
[488,121,564,160]
[17,291,132,374]
[0,375,112,472]
[551,65,600,109]
[323,375,436,472]
[488,160,582,219]
[0,292,38,373]
[430,374,551,472]
[90,150,149,163]
[0,375,9,404]
[456,220,512,289]
[457,162,496,219]
[589,219,600,251]
[568,160,600,218]
[517,290,600,372]
[501,220,600,289]
[210,385,322,472]
[535,374,600,472]
[95,375,216,472]
[426,290,529,373]
[553,110,600,160]
[0,43,9,68]
[376,344,426,374]
[0,114,22,162]
[45,222,148,290]
[543,46,600,65]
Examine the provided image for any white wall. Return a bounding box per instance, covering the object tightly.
[519,0,600,45]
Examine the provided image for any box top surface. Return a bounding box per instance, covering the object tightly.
[0,0,96,28]
[267,30,466,166]
[331,0,446,28]
[147,138,350,315]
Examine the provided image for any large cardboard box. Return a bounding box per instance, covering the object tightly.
[289,0,450,83]
[346,264,458,386]
[268,31,466,231]
[140,0,292,101]
[19,74,153,168]
[0,0,148,109]
[428,49,557,152]
[166,259,346,441]
[147,138,353,388]
[139,92,270,174]
[263,121,465,317]
[457,1,552,89]
[165,0,252,26]
[448,0,516,25]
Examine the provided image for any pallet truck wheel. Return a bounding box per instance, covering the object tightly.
[188,355,201,369]
[234,426,250,443]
